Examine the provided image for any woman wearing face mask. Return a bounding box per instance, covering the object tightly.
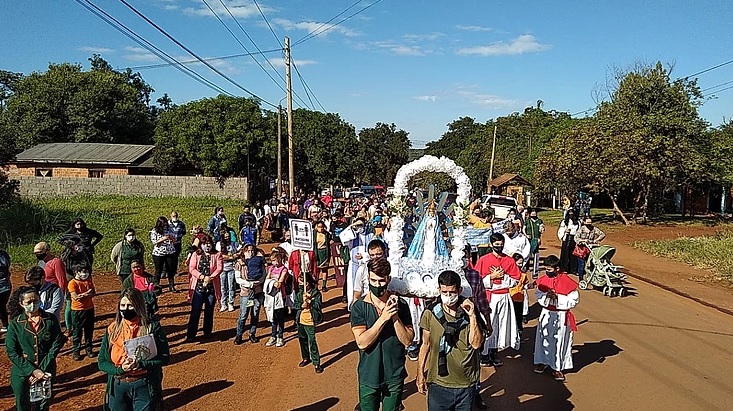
[186,237,223,342]
[62,218,103,267]
[111,228,146,285]
[122,260,159,319]
[557,210,580,275]
[4,286,65,411]
[99,288,170,411]
[150,217,178,293]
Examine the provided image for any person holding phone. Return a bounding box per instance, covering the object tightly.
[150,216,178,293]
[350,257,414,411]
[98,288,170,411]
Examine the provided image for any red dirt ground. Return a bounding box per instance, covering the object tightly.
[2,223,733,411]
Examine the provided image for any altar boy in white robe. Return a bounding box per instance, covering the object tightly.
[339,218,374,310]
[533,254,579,382]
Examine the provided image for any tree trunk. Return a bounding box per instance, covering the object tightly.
[631,189,643,223]
[609,192,630,225]
[641,184,650,224]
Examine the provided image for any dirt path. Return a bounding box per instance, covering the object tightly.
[1,227,733,410]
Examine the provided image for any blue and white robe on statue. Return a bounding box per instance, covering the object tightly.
[340,227,374,310]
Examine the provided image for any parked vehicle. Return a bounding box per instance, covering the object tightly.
[480,194,518,219]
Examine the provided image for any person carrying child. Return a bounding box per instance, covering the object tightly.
[533,255,579,382]
[67,263,96,360]
[295,272,323,373]
[234,244,266,345]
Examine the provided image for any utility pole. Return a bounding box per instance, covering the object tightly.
[285,36,295,200]
[277,103,282,197]
[488,124,497,192]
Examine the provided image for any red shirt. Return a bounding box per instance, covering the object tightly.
[43,258,67,292]
[475,253,521,283]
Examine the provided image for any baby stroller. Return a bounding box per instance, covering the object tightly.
[578,245,628,297]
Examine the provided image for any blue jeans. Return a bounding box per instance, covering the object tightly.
[220,269,236,306]
[577,258,587,280]
[236,291,264,337]
[271,308,286,338]
[427,384,475,411]
[187,291,216,339]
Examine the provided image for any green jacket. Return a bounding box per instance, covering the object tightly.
[5,311,66,379]
[98,321,170,410]
[293,286,323,325]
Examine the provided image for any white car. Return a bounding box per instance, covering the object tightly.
[480,194,518,219]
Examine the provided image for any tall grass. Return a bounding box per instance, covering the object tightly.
[0,195,245,274]
[634,231,733,283]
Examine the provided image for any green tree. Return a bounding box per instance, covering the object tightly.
[2,56,156,149]
[357,122,411,185]
[153,95,267,184]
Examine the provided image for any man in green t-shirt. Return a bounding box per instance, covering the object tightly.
[417,270,484,411]
[350,257,414,411]
[524,208,545,279]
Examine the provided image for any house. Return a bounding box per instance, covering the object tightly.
[8,143,156,178]
[488,173,534,205]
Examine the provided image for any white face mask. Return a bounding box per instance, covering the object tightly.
[171,217,178,223]
[78,272,90,280]
[202,245,212,253]
[126,235,135,242]
[23,301,40,314]
[440,294,459,307]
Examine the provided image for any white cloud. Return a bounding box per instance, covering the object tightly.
[370,42,428,56]
[184,0,272,18]
[403,32,445,42]
[78,46,114,54]
[389,45,425,56]
[456,25,494,32]
[453,87,520,109]
[272,18,358,38]
[457,34,550,56]
[414,95,438,102]
[123,46,160,62]
[267,57,318,68]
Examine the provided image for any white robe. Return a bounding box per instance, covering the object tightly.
[339,227,374,310]
[483,273,520,353]
[406,297,425,345]
[533,288,580,371]
[263,278,286,323]
[503,232,531,260]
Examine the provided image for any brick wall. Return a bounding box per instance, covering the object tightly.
[7,165,130,177]
[13,175,249,199]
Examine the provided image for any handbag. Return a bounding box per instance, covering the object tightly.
[572,244,590,259]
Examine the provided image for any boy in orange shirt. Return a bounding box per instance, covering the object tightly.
[68,263,96,361]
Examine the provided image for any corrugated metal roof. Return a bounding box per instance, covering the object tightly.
[15,143,155,165]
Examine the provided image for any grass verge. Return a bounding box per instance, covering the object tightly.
[0,195,245,274]
[634,231,733,284]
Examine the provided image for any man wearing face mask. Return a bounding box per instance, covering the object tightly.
[416,270,484,411]
[533,255,579,382]
[34,242,67,293]
[207,206,226,242]
[351,257,414,411]
[340,218,375,310]
[524,208,545,279]
[573,217,606,282]
[501,220,530,262]
[474,233,521,367]
[24,266,64,322]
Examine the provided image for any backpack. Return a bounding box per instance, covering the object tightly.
[240,226,256,245]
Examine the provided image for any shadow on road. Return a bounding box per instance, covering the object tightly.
[164,380,234,409]
[290,396,340,410]
[567,339,623,374]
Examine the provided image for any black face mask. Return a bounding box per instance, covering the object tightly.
[546,270,558,278]
[530,216,538,220]
[586,225,594,231]
[36,253,47,261]
[120,309,138,321]
[492,245,504,255]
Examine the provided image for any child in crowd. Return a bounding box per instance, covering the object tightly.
[510,253,532,344]
[314,221,332,292]
[67,263,96,361]
[295,272,323,373]
[241,244,266,305]
[266,248,290,347]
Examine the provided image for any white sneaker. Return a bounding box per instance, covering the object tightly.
[0,327,7,333]
[219,305,227,312]
[227,304,234,312]
[265,337,277,347]
[276,337,284,347]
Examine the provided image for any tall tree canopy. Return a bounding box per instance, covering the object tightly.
[357,122,411,185]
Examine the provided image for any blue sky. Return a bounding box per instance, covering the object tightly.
[2,0,732,147]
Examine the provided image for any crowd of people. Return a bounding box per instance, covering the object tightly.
[0,189,605,411]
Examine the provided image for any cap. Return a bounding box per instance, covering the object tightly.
[33,242,50,254]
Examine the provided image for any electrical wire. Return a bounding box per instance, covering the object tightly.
[212,0,311,109]
[118,0,277,108]
[293,60,325,111]
[75,0,233,96]
[252,0,283,48]
[125,48,282,70]
[701,79,733,93]
[293,0,384,47]
[293,0,361,45]
[682,59,733,79]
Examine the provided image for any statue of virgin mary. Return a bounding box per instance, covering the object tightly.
[406,201,449,268]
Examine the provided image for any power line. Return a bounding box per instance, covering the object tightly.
[125,49,282,70]
[683,58,733,79]
[701,79,733,93]
[705,83,733,97]
[252,0,283,48]
[293,0,384,47]
[293,60,325,111]
[293,0,361,45]
[118,0,277,108]
[212,0,311,109]
[75,0,234,97]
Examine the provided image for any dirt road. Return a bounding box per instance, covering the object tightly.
[1,225,732,410]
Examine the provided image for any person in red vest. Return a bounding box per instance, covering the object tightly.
[533,255,579,382]
[474,233,521,367]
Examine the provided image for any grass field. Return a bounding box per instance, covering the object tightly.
[0,195,245,273]
[634,231,733,283]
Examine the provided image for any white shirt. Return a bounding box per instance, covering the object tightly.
[503,232,530,260]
